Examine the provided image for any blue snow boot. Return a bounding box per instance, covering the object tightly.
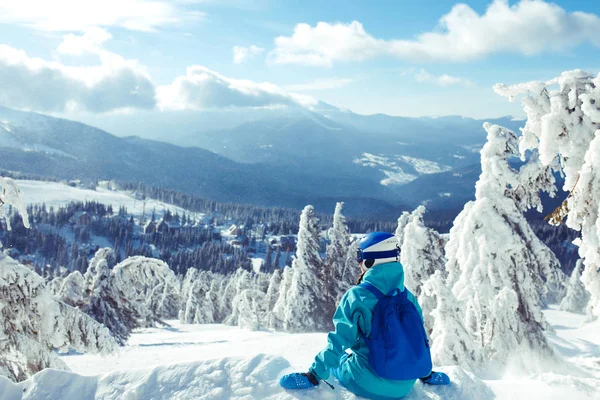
[420,371,450,385]
[280,372,319,389]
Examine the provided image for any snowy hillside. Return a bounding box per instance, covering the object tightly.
[0,307,597,399]
[17,180,192,219]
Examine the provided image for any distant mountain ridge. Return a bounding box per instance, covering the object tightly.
[0,106,402,217]
[0,104,526,218]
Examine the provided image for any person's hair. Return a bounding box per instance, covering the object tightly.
[356,259,375,284]
[356,270,366,285]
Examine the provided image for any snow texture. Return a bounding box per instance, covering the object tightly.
[3,306,596,399]
[0,354,492,400]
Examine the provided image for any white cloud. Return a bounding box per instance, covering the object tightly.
[0,0,204,32]
[269,21,381,67]
[57,27,113,56]
[157,66,317,110]
[415,69,473,87]
[283,78,354,91]
[232,45,264,64]
[0,34,156,113]
[269,0,600,65]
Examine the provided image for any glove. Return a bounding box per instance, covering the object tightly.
[279,371,319,389]
[420,371,450,385]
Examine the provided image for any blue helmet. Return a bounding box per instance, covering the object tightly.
[357,232,400,264]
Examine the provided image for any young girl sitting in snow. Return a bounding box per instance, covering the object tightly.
[280,232,450,399]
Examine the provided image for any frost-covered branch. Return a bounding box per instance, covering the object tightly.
[495,70,600,320]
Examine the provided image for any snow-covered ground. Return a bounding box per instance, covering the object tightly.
[353,153,451,186]
[17,180,195,219]
[0,307,598,399]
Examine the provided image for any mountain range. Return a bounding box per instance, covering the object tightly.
[0,104,525,218]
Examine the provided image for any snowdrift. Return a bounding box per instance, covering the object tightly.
[0,354,490,400]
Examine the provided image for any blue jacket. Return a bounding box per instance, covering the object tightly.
[310,261,426,399]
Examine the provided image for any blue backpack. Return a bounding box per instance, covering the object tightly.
[359,282,432,381]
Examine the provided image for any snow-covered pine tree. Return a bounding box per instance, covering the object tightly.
[48,275,66,296]
[560,260,590,314]
[225,269,254,326]
[422,271,482,371]
[264,269,283,329]
[236,288,267,330]
[227,271,269,331]
[111,256,181,324]
[400,205,446,296]
[179,267,200,320]
[83,249,141,345]
[323,202,353,315]
[0,182,116,382]
[0,254,117,382]
[182,271,215,324]
[494,70,600,320]
[270,266,292,329]
[206,275,226,321]
[340,239,360,288]
[399,206,446,335]
[445,123,554,369]
[395,210,410,245]
[57,270,86,308]
[273,205,328,332]
[215,270,242,321]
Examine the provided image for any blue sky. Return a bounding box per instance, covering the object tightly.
[0,0,599,121]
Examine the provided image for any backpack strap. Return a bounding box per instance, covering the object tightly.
[359,282,384,300]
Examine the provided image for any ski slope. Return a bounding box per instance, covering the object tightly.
[0,307,598,399]
[16,180,195,219]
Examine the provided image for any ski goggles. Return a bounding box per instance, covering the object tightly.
[356,247,399,263]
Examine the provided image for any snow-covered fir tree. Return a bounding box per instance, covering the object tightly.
[82,249,141,345]
[0,254,117,382]
[227,271,269,331]
[323,202,353,316]
[57,270,86,308]
[560,260,590,314]
[111,256,181,324]
[494,70,600,320]
[225,270,254,326]
[270,266,292,330]
[180,267,200,320]
[395,210,410,245]
[273,205,328,332]
[400,205,446,296]
[445,123,556,369]
[421,271,482,371]
[264,269,283,329]
[340,239,360,287]
[181,271,215,324]
[215,269,243,322]
[397,206,446,336]
[0,181,116,382]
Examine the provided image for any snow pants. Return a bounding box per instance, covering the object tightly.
[331,354,407,400]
